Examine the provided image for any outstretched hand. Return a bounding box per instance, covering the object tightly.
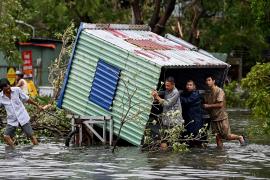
[151,90,158,99]
[38,104,52,111]
[43,104,52,111]
[38,105,44,111]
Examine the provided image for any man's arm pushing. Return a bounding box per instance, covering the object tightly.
[203,101,224,109]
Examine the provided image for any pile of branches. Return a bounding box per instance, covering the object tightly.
[0,96,70,144]
[142,114,210,153]
[27,96,70,138]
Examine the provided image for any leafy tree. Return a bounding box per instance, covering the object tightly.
[0,0,27,63]
[241,63,270,135]
[20,0,70,37]
[63,0,131,24]
[250,0,270,35]
[2,0,270,69]
[195,1,264,59]
[21,0,131,37]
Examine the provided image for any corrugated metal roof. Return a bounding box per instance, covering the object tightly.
[83,25,229,68]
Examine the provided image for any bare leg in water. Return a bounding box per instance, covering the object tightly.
[227,134,244,144]
[4,135,38,147]
[216,134,245,149]
[4,135,15,148]
[216,134,223,149]
[30,136,38,145]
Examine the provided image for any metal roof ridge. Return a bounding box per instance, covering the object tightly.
[81,23,150,31]
[165,34,215,57]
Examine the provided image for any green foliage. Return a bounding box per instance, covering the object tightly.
[250,0,270,35]
[223,81,247,108]
[20,0,131,38]
[21,0,70,37]
[200,1,267,65]
[0,0,27,63]
[143,121,210,153]
[166,0,269,69]
[172,142,189,153]
[1,0,269,68]
[241,63,270,135]
[1,0,131,63]
[28,97,70,137]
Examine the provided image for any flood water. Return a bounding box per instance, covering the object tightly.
[0,110,270,179]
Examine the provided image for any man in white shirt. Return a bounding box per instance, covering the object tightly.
[0,78,44,147]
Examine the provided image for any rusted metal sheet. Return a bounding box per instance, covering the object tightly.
[84,28,228,68]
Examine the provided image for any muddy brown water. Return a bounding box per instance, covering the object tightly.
[0,110,269,179]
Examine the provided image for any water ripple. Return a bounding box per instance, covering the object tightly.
[0,111,269,179]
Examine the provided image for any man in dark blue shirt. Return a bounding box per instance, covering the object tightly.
[181,80,203,142]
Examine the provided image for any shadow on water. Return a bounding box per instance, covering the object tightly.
[0,110,270,179]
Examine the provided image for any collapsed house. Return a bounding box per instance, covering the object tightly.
[57,23,230,146]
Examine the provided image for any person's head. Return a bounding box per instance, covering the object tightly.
[0,78,11,94]
[185,80,196,92]
[165,76,175,91]
[16,71,24,80]
[205,74,216,88]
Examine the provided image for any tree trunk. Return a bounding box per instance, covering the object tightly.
[188,9,202,45]
[148,0,161,30]
[131,0,143,24]
[112,122,124,153]
[188,2,203,46]
[152,0,176,35]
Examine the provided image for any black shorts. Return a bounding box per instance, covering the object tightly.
[4,123,33,138]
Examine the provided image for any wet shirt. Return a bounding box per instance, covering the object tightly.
[0,87,30,126]
[204,86,228,121]
[159,87,184,126]
[181,90,203,135]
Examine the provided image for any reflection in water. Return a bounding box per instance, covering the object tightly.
[0,111,269,179]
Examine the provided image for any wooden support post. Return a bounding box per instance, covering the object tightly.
[71,116,75,144]
[103,116,106,145]
[67,115,114,146]
[109,117,113,146]
[83,122,105,143]
[79,124,82,146]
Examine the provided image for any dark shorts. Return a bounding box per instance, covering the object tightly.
[4,123,33,138]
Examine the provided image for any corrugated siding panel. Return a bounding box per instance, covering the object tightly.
[62,30,161,146]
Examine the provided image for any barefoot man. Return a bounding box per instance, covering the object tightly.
[203,75,246,148]
[0,78,44,147]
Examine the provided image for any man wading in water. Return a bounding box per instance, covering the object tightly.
[152,77,184,128]
[0,78,45,148]
[152,77,184,149]
[203,75,246,149]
